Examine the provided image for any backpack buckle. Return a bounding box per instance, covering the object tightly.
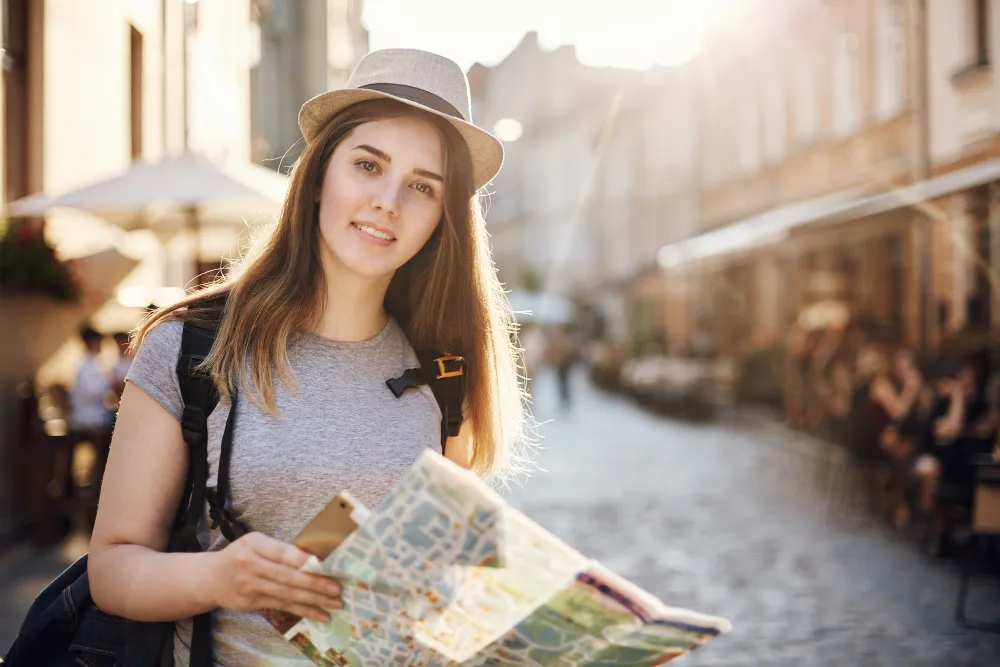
[207,488,249,542]
[435,355,464,379]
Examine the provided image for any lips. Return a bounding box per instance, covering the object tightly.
[351,222,397,242]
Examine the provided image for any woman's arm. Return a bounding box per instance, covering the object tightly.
[870,376,920,421]
[89,383,341,623]
[88,383,221,621]
[934,382,966,440]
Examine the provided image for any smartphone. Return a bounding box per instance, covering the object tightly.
[292,491,365,560]
[261,492,364,634]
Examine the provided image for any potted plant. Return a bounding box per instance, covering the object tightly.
[0,218,80,302]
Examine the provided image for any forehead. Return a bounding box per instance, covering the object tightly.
[341,116,444,166]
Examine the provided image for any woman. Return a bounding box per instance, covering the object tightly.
[851,344,921,527]
[87,49,530,665]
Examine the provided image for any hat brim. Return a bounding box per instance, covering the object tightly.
[298,88,503,192]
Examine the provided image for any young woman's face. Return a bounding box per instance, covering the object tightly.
[317,115,445,281]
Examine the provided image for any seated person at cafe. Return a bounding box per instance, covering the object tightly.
[913,355,998,548]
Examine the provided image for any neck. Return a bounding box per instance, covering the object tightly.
[314,255,393,342]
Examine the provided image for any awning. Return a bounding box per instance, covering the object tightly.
[658,159,1000,270]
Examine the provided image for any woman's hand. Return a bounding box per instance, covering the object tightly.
[207,532,343,622]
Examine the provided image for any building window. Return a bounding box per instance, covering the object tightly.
[875,0,906,121]
[953,0,992,85]
[832,31,861,137]
[129,25,144,161]
[793,55,818,146]
[971,0,991,66]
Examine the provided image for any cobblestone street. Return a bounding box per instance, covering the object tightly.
[507,370,1000,667]
[3,370,1000,664]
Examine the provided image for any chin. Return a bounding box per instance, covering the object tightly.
[339,251,404,280]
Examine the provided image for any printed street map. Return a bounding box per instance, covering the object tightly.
[280,452,731,666]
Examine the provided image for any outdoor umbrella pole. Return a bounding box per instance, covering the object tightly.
[185,204,201,286]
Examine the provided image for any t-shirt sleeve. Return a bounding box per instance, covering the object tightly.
[125,319,185,423]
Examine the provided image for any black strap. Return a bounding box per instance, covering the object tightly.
[360,82,465,120]
[173,321,221,667]
[206,400,249,543]
[190,613,213,667]
[172,323,219,553]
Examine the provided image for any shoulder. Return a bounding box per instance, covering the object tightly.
[136,319,185,358]
[125,320,187,422]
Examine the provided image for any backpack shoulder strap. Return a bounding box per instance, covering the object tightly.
[171,299,230,667]
[416,352,467,455]
[171,320,220,553]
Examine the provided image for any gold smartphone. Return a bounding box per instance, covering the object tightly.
[292,491,362,559]
[261,491,364,634]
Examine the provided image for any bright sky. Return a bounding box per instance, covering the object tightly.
[362,0,709,72]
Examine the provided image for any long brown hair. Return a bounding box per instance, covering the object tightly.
[136,99,532,481]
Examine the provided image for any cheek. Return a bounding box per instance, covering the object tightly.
[407,206,442,249]
[319,179,353,224]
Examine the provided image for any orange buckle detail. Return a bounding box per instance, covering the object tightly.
[435,355,465,379]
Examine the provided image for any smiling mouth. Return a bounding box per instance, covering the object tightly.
[351,222,397,242]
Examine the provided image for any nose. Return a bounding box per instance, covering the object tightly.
[370,178,402,217]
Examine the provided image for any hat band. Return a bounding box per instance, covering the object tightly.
[360,83,464,121]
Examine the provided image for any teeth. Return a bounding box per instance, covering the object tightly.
[355,223,395,241]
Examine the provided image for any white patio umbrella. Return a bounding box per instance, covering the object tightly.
[5,151,289,231]
[5,152,289,284]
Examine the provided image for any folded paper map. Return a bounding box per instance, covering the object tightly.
[274,451,731,666]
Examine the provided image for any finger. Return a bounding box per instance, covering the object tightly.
[255,577,343,612]
[250,534,314,570]
[258,595,331,623]
[254,557,343,598]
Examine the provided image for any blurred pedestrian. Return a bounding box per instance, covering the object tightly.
[83,48,532,666]
[68,326,112,434]
[550,324,577,410]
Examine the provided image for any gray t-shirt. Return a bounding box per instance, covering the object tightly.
[125,317,441,666]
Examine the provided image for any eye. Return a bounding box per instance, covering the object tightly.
[355,159,379,174]
[413,182,436,197]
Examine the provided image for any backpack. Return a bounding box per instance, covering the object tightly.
[3,311,467,667]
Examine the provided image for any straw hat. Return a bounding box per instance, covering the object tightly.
[298,48,504,192]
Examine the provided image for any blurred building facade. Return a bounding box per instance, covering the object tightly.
[661,0,1000,356]
[470,34,616,295]
[0,0,309,546]
[476,1,999,358]
[471,33,699,346]
[250,0,367,168]
[2,0,264,298]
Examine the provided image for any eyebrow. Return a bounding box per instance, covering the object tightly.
[353,144,444,183]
